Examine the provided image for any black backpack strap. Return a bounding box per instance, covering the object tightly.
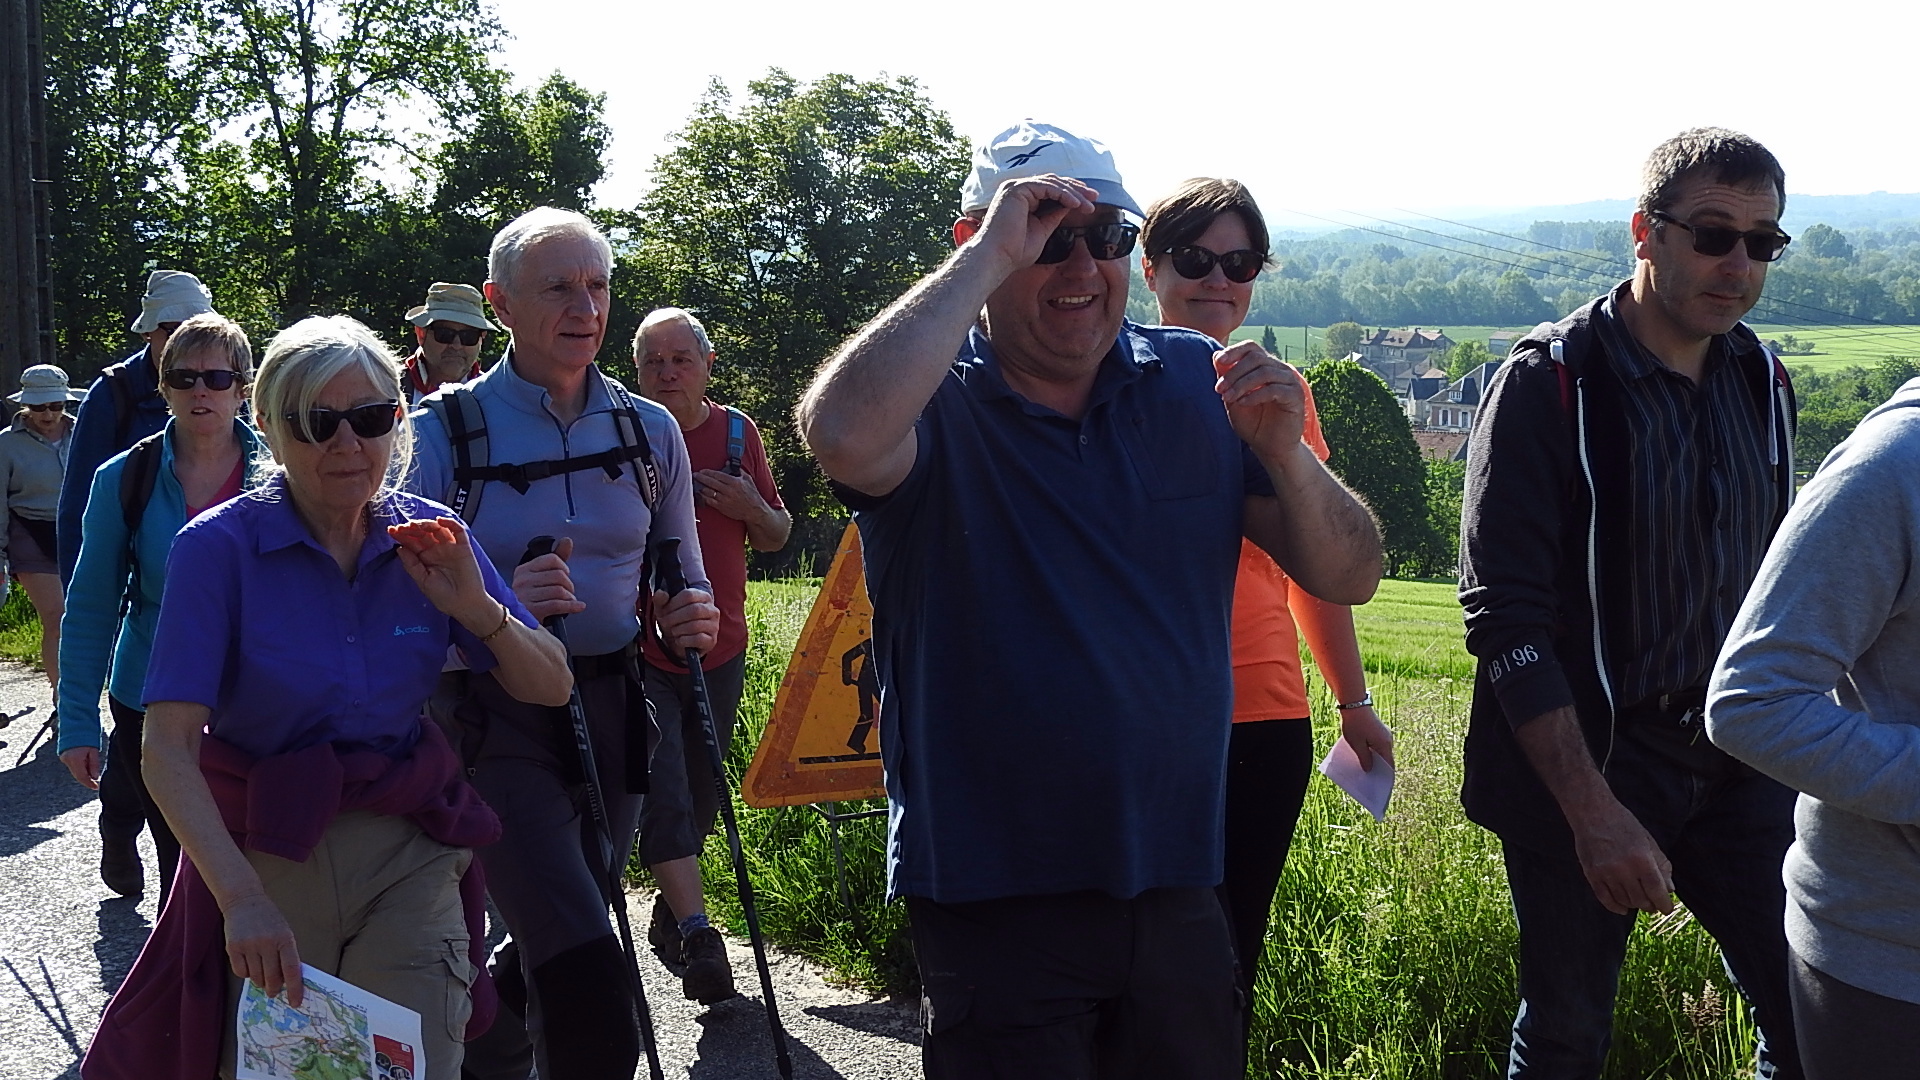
[603,377,660,512]
[104,361,138,450]
[422,387,490,524]
[724,406,746,477]
[116,432,165,618]
[455,444,650,494]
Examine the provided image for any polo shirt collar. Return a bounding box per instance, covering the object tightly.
[1599,280,1751,383]
[958,322,1161,415]
[487,348,614,420]
[252,473,402,570]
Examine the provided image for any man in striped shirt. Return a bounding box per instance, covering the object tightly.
[1459,128,1803,1079]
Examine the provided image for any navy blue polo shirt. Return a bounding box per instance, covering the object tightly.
[848,321,1272,903]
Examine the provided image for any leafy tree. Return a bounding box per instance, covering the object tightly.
[1261,325,1278,353]
[1443,339,1494,380]
[194,0,504,317]
[1492,270,1553,323]
[1325,321,1364,360]
[623,70,969,537]
[1310,359,1439,577]
[1800,223,1854,261]
[43,0,223,373]
[1423,456,1466,577]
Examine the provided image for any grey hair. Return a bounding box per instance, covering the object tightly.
[632,307,714,358]
[253,315,412,493]
[488,206,614,293]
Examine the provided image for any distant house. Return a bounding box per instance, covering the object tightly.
[1488,330,1522,357]
[1414,430,1470,462]
[1357,327,1456,392]
[1411,360,1504,445]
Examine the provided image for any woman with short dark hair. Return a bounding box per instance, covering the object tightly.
[83,315,572,1080]
[58,313,262,902]
[1142,177,1395,1030]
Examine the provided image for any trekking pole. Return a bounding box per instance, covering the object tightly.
[517,537,665,1080]
[651,537,794,1080]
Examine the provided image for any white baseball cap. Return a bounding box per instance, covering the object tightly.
[959,120,1142,218]
[130,270,215,334]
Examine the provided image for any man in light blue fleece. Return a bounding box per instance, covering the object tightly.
[1707,377,1920,1076]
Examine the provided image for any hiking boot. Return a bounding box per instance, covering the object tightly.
[101,834,143,896]
[648,894,683,970]
[680,926,736,1005]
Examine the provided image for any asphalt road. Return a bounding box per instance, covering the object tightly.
[0,662,921,1080]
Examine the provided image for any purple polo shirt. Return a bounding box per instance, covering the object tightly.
[144,476,534,759]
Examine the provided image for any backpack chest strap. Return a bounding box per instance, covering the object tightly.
[452,442,650,495]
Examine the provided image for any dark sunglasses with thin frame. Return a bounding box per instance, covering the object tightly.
[1166,245,1267,284]
[1648,210,1792,263]
[162,368,245,391]
[1035,222,1140,265]
[285,401,402,443]
[430,325,486,346]
[24,401,65,413]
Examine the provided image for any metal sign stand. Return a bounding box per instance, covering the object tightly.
[806,800,886,926]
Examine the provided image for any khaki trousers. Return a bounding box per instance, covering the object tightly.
[217,810,475,1080]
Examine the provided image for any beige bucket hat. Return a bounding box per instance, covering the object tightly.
[406,282,498,331]
[129,270,215,333]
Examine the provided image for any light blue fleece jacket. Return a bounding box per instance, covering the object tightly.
[407,356,707,657]
[1708,377,1920,1004]
[56,419,266,752]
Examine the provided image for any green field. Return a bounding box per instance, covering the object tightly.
[698,578,1762,1079]
[1237,323,1920,374]
[1233,326,1533,365]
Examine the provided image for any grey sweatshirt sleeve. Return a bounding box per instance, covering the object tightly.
[1707,394,1920,823]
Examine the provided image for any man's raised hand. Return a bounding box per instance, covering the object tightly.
[961,175,1100,277]
[1213,341,1308,464]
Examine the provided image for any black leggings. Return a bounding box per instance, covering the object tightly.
[100,697,182,899]
[1217,717,1314,1010]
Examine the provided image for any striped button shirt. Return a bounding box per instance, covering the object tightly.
[1590,291,1778,710]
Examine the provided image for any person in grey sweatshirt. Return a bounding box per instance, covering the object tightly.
[1707,377,1920,1077]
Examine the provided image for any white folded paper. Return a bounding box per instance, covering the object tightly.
[1318,735,1395,822]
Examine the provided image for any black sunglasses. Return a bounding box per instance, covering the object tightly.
[1648,210,1792,263]
[162,368,245,391]
[25,401,65,413]
[1166,245,1266,284]
[430,325,486,346]
[284,401,402,443]
[1036,222,1140,265]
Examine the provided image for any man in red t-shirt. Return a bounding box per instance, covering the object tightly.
[633,307,791,1004]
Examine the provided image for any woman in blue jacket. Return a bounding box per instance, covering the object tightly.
[57,313,264,902]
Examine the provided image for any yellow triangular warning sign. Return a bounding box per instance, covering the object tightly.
[743,523,886,808]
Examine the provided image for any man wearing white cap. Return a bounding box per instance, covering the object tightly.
[55,268,215,897]
[403,281,495,404]
[798,120,1382,1077]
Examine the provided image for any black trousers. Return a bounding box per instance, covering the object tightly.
[907,887,1242,1080]
[1789,949,1920,1079]
[99,697,181,898]
[1216,717,1314,1010]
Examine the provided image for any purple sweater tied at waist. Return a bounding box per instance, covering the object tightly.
[81,719,501,1080]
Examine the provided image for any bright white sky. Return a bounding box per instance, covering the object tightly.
[489,0,1915,228]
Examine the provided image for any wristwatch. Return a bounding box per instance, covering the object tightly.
[1335,693,1374,711]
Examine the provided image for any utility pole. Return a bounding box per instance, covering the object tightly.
[1,0,56,392]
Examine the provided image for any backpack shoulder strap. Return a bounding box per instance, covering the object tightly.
[603,376,661,511]
[116,432,166,618]
[724,406,746,477]
[104,361,138,450]
[422,387,490,524]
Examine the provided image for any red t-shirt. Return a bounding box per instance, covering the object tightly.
[641,401,784,670]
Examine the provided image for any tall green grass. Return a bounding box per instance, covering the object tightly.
[704,578,1763,1078]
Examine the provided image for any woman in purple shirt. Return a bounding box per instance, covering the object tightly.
[90,316,572,1080]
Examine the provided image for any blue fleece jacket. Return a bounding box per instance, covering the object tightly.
[57,347,171,586]
[56,419,265,752]
[1708,378,1920,1005]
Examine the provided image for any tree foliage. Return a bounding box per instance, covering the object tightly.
[1442,339,1493,380]
[619,70,969,526]
[1791,355,1920,467]
[1309,359,1441,577]
[1325,321,1364,359]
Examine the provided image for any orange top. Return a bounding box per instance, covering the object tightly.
[1231,378,1330,722]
